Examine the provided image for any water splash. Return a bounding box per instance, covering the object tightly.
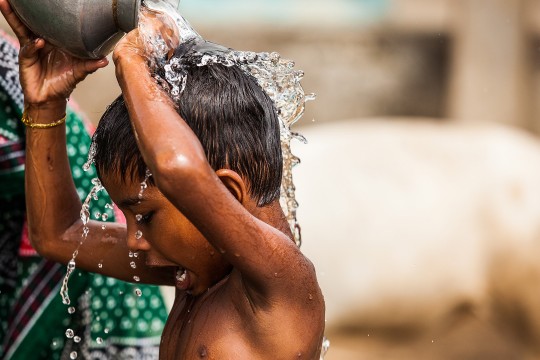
[143,0,198,44]
[60,178,104,305]
[138,169,153,199]
[138,0,199,90]
[171,46,311,246]
[83,141,97,172]
[137,3,310,246]
[320,337,330,359]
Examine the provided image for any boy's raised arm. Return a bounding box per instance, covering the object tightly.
[0,0,173,286]
[114,30,319,303]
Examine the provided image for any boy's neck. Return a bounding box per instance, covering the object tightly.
[250,200,294,242]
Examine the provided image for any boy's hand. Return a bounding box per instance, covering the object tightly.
[0,0,108,110]
[113,8,179,67]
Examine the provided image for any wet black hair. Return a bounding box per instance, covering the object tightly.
[92,44,283,206]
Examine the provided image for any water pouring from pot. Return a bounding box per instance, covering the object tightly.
[7,0,181,59]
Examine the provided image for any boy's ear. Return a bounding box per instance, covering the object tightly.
[216,169,248,205]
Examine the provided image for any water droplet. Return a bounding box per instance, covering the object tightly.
[305,93,317,102]
[101,225,106,230]
[135,231,143,240]
[83,141,97,172]
[94,212,101,219]
[135,288,142,297]
[308,294,313,300]
[74,336,81,343]
[68,307,76,314]
[321,337,331,356]
[70,351,78,359]
[96,337,103,344]
[98,263,103,269]
[130,262,137,269]
[270,52,281,64]
[133,252,139,258]
[129,251,134,258]
[138,169,152,199]
[101,213,109,221]
[133,276,140,282]
[65,329,74,338]
[136,214,143,222]
[67,260,76,270]
[104,328,110,334]
[105,203,113,210]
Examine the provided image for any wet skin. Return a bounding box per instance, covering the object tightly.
[0,0,326,357]
[102,172,325,359]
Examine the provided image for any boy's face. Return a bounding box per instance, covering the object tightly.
[101,171,232,295]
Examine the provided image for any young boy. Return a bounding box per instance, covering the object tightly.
[0,1,325,358]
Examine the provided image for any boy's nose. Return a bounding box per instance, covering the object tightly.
[127,228,152,252]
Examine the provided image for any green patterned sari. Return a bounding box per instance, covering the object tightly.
[0,32,168,359]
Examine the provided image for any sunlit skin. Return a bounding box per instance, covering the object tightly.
[101,171,234,296]
[0,0,325,358]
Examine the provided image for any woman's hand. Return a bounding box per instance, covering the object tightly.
[0,0,108,109]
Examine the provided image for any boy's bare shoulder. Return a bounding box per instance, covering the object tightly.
[223,234,325,358]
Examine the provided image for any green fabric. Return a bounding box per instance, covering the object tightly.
[0,90,24,197]
[0,107,168,359]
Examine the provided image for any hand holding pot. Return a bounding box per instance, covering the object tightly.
[0,0,108,111]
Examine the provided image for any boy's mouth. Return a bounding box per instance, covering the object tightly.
[175,267,190,290]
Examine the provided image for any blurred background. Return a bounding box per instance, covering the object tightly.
[5,0,540,358]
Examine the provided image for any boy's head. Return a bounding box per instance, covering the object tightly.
[92,44,283,207]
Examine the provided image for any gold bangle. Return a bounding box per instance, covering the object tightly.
[21,109,67,129]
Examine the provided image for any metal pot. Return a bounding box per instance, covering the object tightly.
[7,0,179,59]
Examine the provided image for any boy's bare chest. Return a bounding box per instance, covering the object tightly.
[159,290,253,360]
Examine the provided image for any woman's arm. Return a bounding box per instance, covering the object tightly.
[0,0,173,286]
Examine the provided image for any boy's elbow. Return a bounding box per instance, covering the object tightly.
[153,151,208,189]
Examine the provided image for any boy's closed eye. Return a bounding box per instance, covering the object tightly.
[136,211,154,225]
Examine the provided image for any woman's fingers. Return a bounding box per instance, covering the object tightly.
[72,57,109,82]
[0,0,33,45]
[19,37,43,66]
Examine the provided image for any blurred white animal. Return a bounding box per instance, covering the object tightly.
[294,119,540,346]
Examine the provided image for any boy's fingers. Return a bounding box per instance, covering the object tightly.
[0,0,33,44]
